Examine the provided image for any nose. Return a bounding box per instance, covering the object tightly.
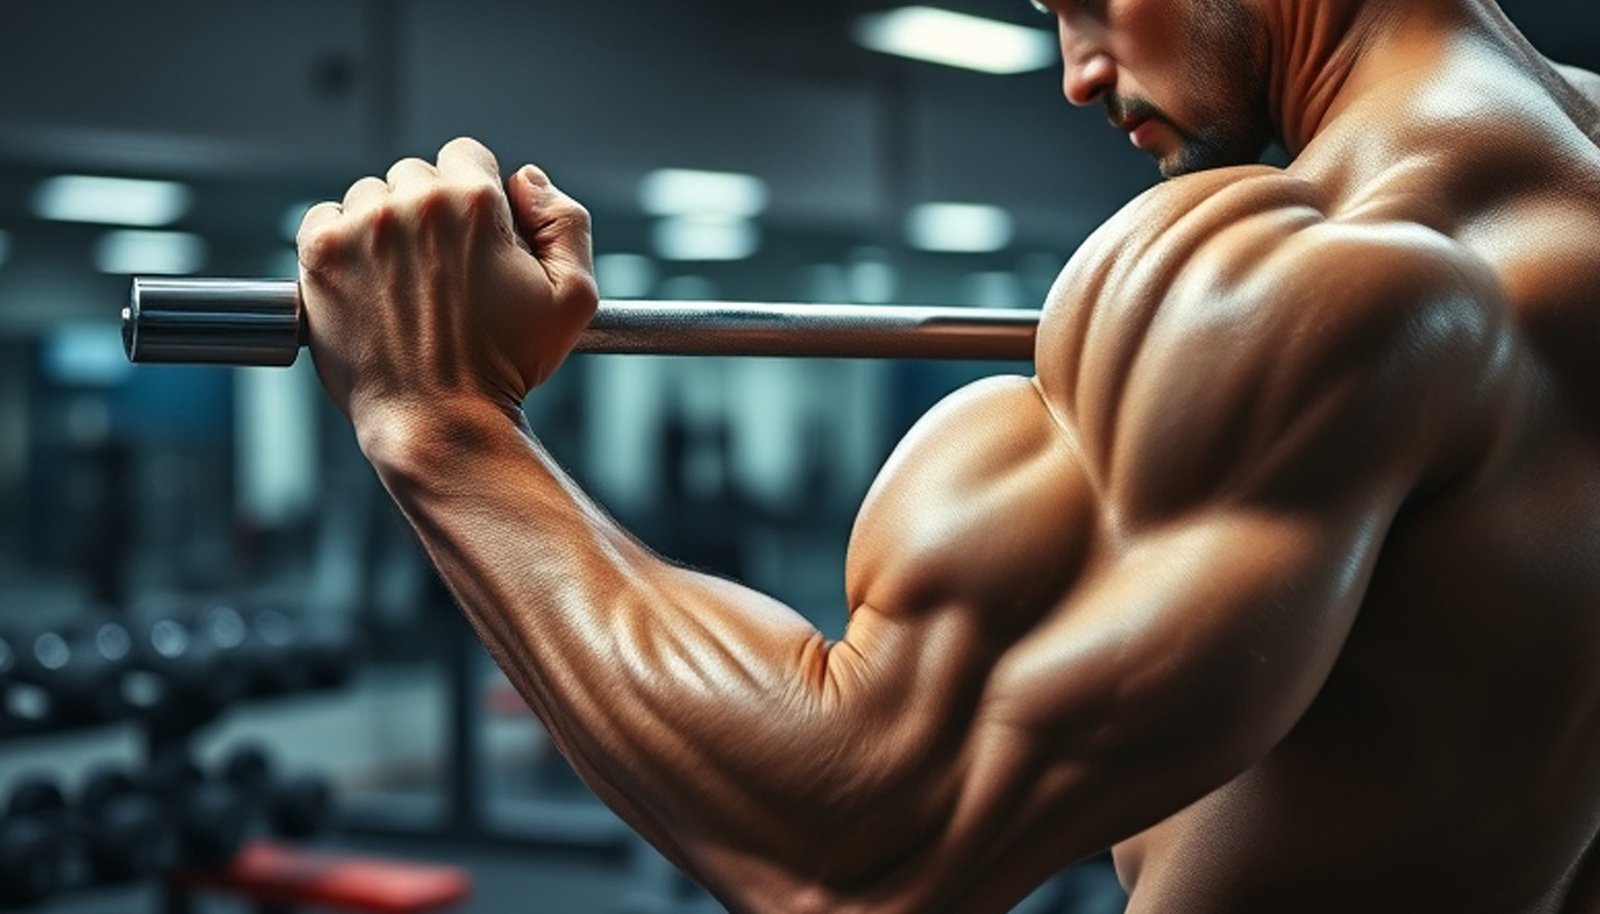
[1059,27,1115,106]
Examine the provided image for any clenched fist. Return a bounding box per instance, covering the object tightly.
[297,137,597,442]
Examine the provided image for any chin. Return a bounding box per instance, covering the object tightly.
[1158,137,1266,180]
[1156,154,1210,180]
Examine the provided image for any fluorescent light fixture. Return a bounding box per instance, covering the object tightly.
[595,253,658,298]
[652,216,760,262]
[0,229,10,270]
[853,6,1057,75]
[640,169,768,218]
[34,175,192,227]
[281,200,318,242]
[93,230,205,275]
[905,203,1014,253]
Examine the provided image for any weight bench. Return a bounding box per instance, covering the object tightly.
[173,839,471,914]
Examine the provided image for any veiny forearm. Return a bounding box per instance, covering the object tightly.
[357,400,978,902]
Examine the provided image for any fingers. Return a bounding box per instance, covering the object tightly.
[342,176,389,217]
[507,164,596,303]
[301,138,525,264]
[436,136,501,188]
[295,201,344,255]
[298,201,342,238]
[385,156,437,192]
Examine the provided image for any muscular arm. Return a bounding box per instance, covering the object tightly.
[329,164,1508,913]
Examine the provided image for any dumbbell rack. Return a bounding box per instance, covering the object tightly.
[0,605,356,914]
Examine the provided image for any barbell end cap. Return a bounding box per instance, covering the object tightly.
[123,277,304,367]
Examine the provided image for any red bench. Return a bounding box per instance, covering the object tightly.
[175,840,472,914]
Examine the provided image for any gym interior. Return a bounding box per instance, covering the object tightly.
[0,2,1591,912]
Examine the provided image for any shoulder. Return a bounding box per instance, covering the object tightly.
[1036,168,1511,525]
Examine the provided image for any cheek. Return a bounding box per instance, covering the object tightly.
[1113,0,1181,61]
[1111,0,1201,113]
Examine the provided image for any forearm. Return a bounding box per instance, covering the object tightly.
[356,399,964,897]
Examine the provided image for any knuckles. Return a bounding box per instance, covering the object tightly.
[301,180,508,265]
[451,182,507,224]
[296,223,346,273]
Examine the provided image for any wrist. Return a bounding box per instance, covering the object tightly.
[353,395,528,482]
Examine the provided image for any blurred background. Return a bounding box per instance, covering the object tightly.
[0,2,1590,912]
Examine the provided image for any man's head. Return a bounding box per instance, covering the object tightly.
[1034,0,1276,178]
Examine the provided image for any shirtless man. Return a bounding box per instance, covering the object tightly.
[294,0,1600,910]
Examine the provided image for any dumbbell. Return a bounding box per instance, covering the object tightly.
[259,610,362,695]
[0,634,53,737]
[0,778,67,908]
[6,619,160,726]
[221,744,335,840]
[145,758,251,867]
[78,617,169,719]
[229,605,360,697]
[77,767,181,883]
[244,607,313,695]
[125,613,248,727]
[183,603,306,698]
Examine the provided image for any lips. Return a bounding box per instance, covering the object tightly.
[1123,117,1158,150]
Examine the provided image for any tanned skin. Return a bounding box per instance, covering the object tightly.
[297,0,1600,910]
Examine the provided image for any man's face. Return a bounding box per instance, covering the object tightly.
[1037,0,1274,177]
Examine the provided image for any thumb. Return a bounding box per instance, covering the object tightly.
[507,165,596,303]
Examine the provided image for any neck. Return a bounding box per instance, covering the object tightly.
[1264,0,1479,155]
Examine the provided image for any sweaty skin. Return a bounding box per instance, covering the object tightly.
[299,0,1600,910]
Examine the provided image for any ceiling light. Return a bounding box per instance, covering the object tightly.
[34,175,192,227]
[640,169,768,218]
[905,203,1014,253]
[652,216,760,262]
[93,230,206,275]
[853,7,1057,75]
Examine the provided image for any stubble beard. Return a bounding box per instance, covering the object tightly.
[1158,0,1275,178]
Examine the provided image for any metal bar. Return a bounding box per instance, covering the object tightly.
[123,277,1039,366]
